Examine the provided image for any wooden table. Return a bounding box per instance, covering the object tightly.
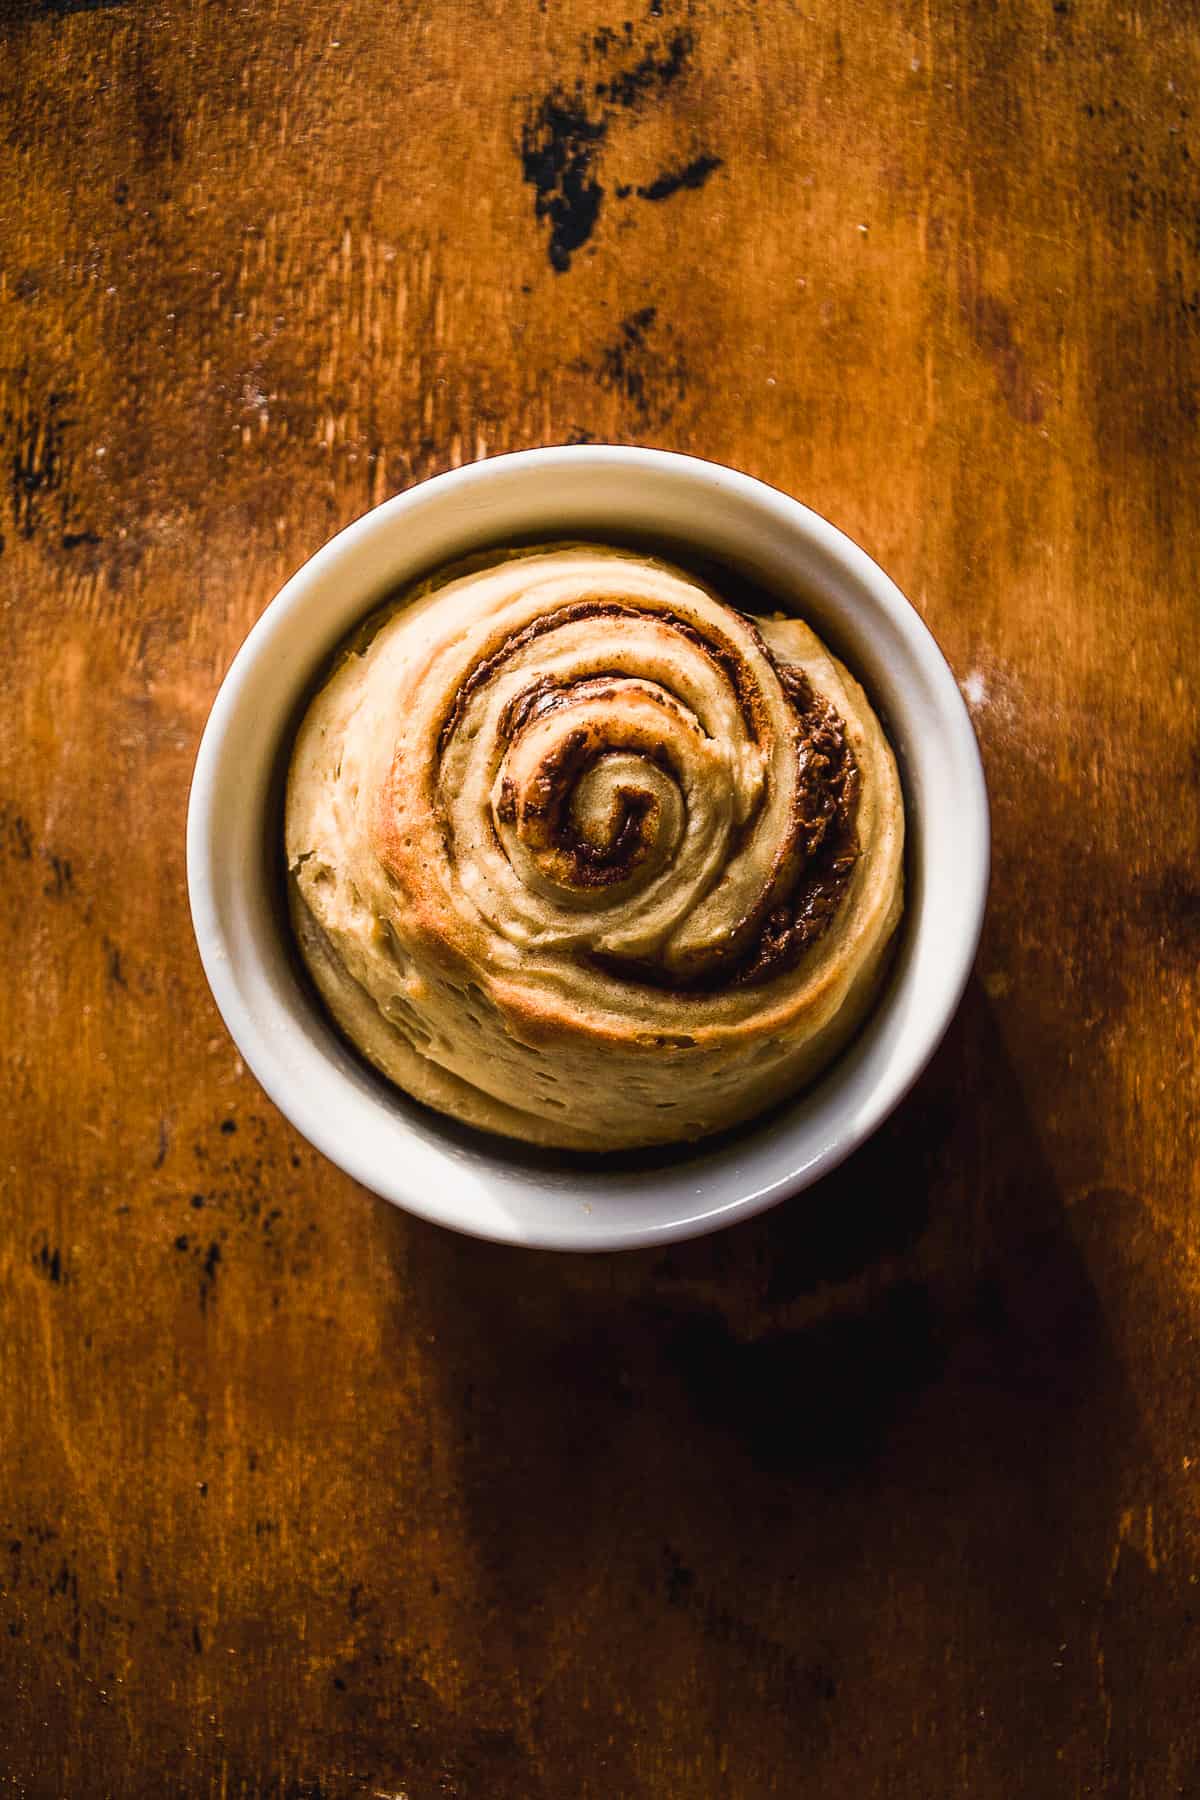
[3,1,1198,1793]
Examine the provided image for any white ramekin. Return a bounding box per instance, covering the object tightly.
[187,447,988,1251]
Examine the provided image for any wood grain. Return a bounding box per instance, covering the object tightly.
[2,0,1198,1793]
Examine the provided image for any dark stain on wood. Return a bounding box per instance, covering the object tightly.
[592,304,688,423]
[520,21,701,270]
[12,0,131,16]
[593,28,693,109]
[520,92,608,273]
[32,1238,64,1284]
[5,386,71,542]
[637,150,723,201]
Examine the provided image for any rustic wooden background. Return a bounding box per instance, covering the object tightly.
[2,0,1198,1793]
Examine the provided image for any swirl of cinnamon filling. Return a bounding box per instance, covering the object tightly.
[285,547,904,1150]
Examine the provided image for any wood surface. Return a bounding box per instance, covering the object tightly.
[2,0,1199,1793]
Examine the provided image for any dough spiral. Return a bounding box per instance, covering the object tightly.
[285,546,904,1150]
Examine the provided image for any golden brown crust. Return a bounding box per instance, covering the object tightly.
[284,546,905,1150]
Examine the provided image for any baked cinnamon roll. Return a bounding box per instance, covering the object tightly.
[285,547,904,1150]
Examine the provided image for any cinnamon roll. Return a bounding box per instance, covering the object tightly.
[285,546,904,1150]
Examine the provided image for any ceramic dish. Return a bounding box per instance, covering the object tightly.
[187,447,988,1250]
